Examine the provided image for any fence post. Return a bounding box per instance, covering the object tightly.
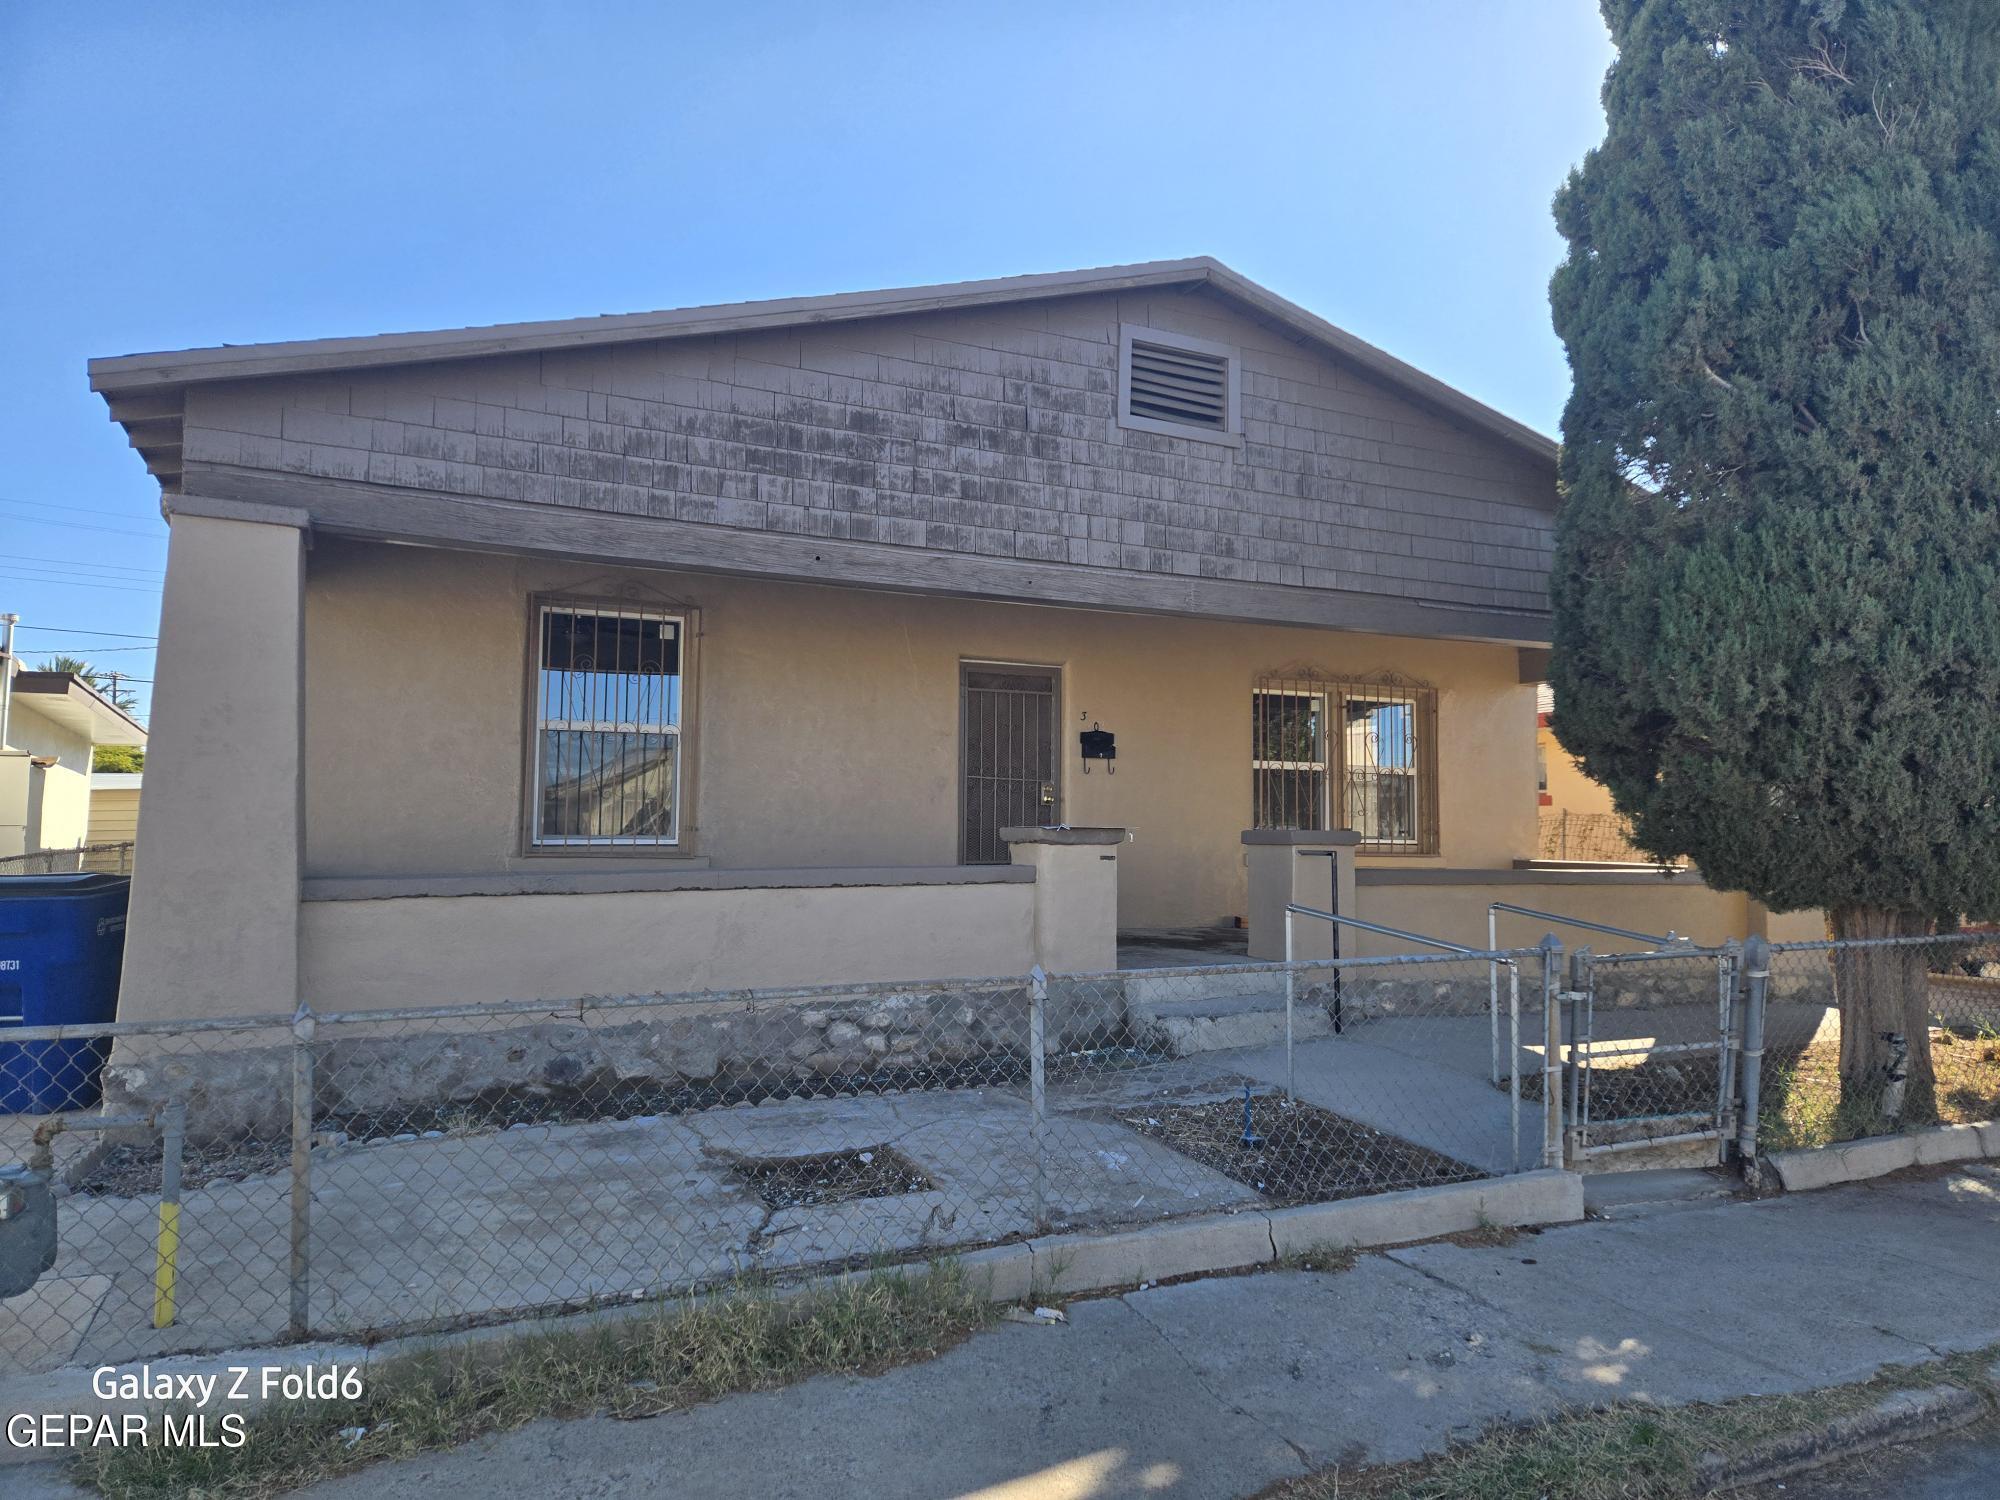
[1028,967,1049,1232]
[1716,939,1743,1159]
[1735,936,1771,1188]
[1507,960,1522,1171]
[152,1103,185,1330]
[1487,906,1501,1086]
[288,1002,316,1340]
[1540,934,1564,1169]
[1565,946,1592,1167]
[1283,908,1296,1103]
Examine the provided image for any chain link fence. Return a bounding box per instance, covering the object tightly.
[0,843,134,877]
[2,947,1555,1376]
[1535,810,1666,864]
[1755,931,2000,1153]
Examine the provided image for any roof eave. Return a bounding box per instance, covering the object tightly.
[10,672,149,747]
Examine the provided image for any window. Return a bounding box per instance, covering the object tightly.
[1118,325,1241,445]
[1252,673,1439,855]
[532,604,684,846]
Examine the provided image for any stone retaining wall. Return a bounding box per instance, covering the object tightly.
[103,979,1127,1144]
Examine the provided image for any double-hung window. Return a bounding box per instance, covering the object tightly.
[532,604,684,847]
[1252,674,1438,855]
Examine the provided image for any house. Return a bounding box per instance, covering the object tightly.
[0,654,148,868]
[84,769,143,873]
[89,259,1798,1022]
[1533,684,1651,865]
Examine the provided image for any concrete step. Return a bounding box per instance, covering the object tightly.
[1583,1166,1739,1217]
[1129,989,1334,1057]
[1122,967,1286,1007]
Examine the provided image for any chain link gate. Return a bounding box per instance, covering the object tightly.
[1566,942,1741,1164]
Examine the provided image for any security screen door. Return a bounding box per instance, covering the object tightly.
[959,664,1061,864]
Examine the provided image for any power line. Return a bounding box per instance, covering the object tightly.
[8,555,164,577]
[12,625,158,640]
[0,572,163,594]
[24,643,156,653]
[0,496,162,522]
[3,566,162,585]
[0,514,166,540]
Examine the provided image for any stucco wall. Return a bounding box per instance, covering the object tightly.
[120,514,304,1022]
[301,879,1041,1010]
[1537,724,1615,821]
[1357,874,1754,956]
[301,539,1538,931]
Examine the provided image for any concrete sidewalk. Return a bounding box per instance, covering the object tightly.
[261,1165,2000,1500]
[15,1166,1998,1499]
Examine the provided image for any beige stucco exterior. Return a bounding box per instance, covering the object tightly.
[1538,722,1616,822]
[119,514,304,1020]
[1355,873,1826,956]
[300,538,1538,934]
[110,518,1820,1019]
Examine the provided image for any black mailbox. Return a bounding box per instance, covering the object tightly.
[1079,726,1116,763]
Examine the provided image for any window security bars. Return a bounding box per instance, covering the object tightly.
[1252,671,1439,855]
[533,604,683,846]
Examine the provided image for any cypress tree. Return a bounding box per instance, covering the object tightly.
[1549,0,2000,1119]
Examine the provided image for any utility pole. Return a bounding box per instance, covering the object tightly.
[0,612,17,750]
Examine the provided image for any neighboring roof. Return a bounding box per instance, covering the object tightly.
[8,671,149,747]
[89,258,1558,490]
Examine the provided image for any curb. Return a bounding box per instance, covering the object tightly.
[1767,1119,2000,1193]
[1696,1383,1987,1493]
[971,1167,1584,1300]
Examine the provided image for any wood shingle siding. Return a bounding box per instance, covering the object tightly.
[168,283,1555,639]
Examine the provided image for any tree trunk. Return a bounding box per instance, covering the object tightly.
[1829,904,1935,1128]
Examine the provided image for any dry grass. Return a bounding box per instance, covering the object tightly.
[1762,1026,2000,1151]
[75,1261,997,1499]
[1263,1345,2000,1500]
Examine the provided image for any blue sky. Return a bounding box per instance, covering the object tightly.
[0,2,1613,724]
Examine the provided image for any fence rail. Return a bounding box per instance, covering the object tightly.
[0,842,134,876]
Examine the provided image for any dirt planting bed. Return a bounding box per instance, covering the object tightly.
[729,1145,933,1208]
[1117,1093,1481,1206]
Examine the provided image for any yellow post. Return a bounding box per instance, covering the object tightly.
[152,1201,180,1329]
[152,1104,185,1329]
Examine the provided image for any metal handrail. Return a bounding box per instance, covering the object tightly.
[1283,902,1481,955]
[1485,903,1686,1093]
[1487,901,1689,949]
[1282,901,1528,1169]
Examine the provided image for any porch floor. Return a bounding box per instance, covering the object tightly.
[1116,926,1255,969]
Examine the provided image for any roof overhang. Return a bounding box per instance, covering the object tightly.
[89,258,1558,492]
[9,672,148,747]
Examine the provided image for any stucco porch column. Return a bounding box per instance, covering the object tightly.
[1002,826,1126,975]
[120,503,307,1021]
[1240,829,1361,961]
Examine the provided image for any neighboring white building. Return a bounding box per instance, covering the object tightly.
[0,660,148,860]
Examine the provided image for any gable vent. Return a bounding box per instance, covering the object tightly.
[1127,339,1229,431]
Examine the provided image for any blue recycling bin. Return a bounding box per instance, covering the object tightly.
[0,873,130,1114]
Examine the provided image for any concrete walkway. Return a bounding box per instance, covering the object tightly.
[256,1165,2000,1500]
[9,1166,1998,1498]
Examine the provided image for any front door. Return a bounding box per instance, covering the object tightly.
[959,664,1061,863]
